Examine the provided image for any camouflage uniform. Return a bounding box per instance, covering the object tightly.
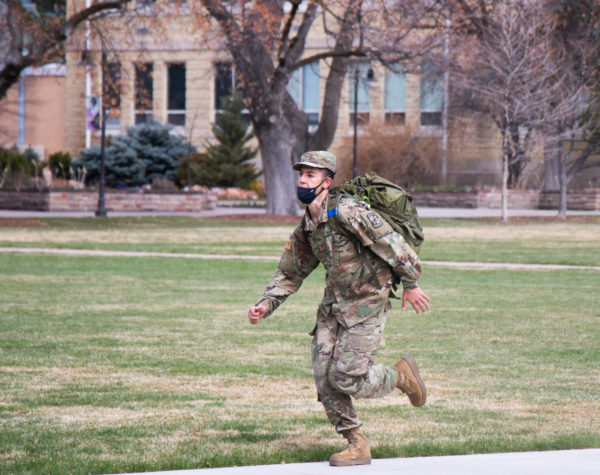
[256,191,422,433]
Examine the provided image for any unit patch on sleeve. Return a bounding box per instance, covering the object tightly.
[367,212,383,228]
[284,239,292,251]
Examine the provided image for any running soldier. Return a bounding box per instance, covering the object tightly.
[248,151,431,466]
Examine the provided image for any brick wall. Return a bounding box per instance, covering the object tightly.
[0,190,217,212]
[412,188,600,210]
[3,188,599,212]
[539,189,600,211]
[0,190,49,210]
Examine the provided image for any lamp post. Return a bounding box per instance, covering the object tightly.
[76,50,107,217]
[95,105,107,217]
[352,66,375,178]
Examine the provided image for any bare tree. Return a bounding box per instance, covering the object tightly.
[450,0,566,222]
[0,0,131,100]
[197,0,447,215]
[540,0,600,218]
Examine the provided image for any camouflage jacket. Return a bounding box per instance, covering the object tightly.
[257,195,422,327]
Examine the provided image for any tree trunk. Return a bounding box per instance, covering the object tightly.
[542,139,560,191]
[507,124,521,188]
[254,120,301,216]
[501,132,509,222]
[557,140,567,219]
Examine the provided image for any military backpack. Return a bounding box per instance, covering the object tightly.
[326,172,424,255]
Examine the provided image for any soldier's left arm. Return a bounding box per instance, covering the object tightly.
[336,198,422,290]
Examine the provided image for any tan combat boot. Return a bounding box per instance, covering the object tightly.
[329,428,371,466]
[394,354,427,407]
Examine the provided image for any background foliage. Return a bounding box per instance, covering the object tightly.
[73,121,194,188]
[177,94,260,190]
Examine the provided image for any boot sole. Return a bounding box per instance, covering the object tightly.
[402,354,427,407]
[329,456,371,466]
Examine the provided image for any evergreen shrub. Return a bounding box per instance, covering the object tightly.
[177,94,260,189]
[73,121,194,188]
[48,151,72,180]
[0,146,42,189]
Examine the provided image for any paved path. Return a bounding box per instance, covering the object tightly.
[115,449,600,475]
[2,247,599,271]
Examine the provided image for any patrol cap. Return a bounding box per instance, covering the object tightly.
[293,151,336,175]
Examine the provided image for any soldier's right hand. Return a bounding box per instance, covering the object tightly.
[248,305,267,325]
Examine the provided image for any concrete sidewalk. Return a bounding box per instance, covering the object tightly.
[1,206,599,219]
[117,449,600,475]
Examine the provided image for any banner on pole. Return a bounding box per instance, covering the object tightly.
[86,95,100,131]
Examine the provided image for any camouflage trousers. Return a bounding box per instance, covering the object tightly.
[310,303,398,433]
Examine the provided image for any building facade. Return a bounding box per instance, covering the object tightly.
[0,64,66,160]
[62,1,521,188]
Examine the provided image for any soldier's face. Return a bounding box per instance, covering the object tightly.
[298,166,329,190]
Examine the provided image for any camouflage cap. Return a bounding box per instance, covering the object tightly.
[293,151,336,174]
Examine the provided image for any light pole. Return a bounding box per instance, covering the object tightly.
[95,105,107,217]
[352,66,375,178]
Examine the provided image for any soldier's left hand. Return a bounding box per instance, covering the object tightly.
[402,287,431,314]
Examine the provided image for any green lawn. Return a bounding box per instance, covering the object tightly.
[0,217,599,473]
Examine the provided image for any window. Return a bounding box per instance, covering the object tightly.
[102,61,121,128]
[167,63,186,126]
[214,61,250,122]
[135,62,153,124]
[420,60,442,126]
[287,62,320,126]
[135,0,154,9]
[215,61,234,111]
[384,67,406,125]
[348,62,372,126]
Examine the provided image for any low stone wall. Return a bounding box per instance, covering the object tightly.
[412,188,600,210]
[412,189,540,209]
[0,190,49,211]
[0,189,217,212]
[539,189,600,211]
[2,188,599,212]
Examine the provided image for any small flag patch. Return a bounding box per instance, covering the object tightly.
[284,239,292,251]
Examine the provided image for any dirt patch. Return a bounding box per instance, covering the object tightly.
[0,218,48,227]
[212,213,302,224]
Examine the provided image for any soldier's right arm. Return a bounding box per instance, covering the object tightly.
[254,222,319,319]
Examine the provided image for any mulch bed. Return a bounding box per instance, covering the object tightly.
[0,218,49,227]
[499,215,600,224]
[211,213,302,224]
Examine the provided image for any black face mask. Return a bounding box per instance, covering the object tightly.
[297,178,328,204]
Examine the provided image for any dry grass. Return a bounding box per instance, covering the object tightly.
[0,226,291,245]
[426,223,600,242]
[0,218,598,473]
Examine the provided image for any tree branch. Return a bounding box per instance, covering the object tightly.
[0,0,131,100]
[62,0,131,38]
[293,48,369,71]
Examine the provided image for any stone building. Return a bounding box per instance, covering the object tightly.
[0,64,66,160]
[60,1,596,190]
[59,0,510,188]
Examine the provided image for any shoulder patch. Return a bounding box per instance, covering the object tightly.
[367,212,383,228]
[284,239,292,250]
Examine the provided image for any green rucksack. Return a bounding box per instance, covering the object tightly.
[327,172,424,255]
